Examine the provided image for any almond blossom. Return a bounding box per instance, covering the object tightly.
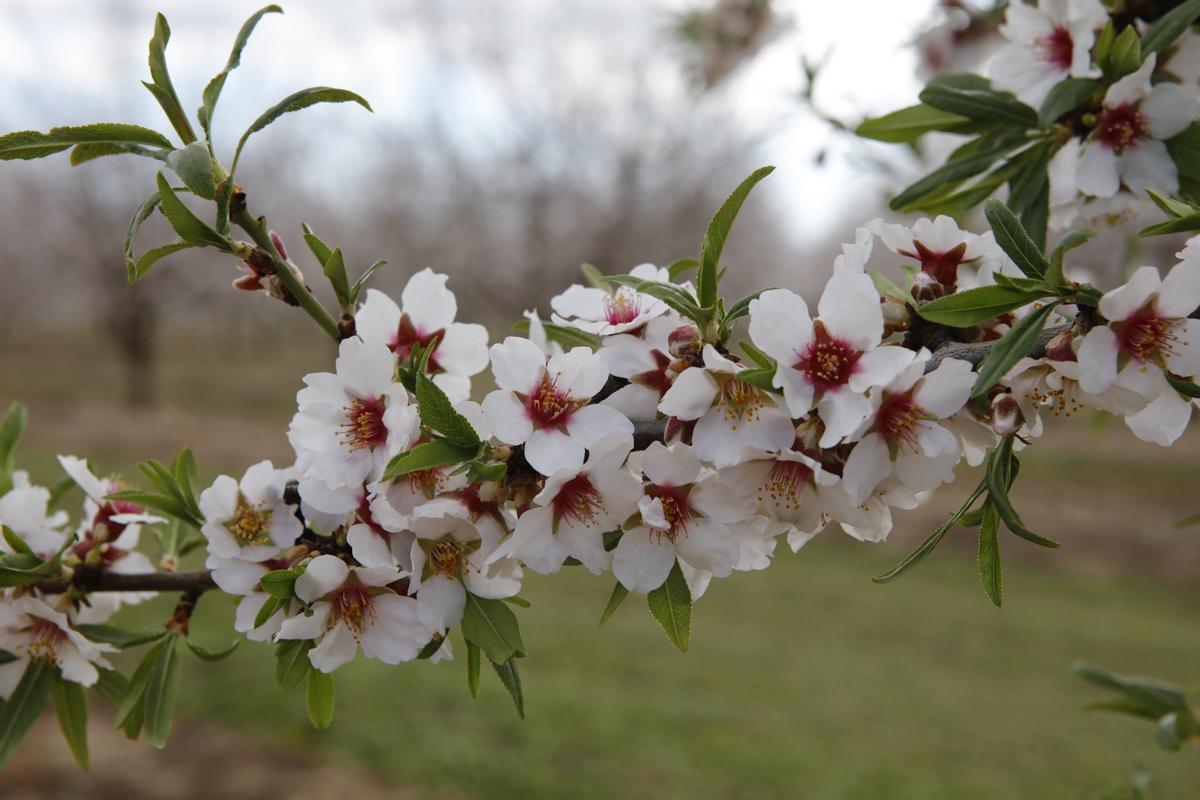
[0,596,117,695]
[482,337,632,475]
[0,472,68,557]
[870,215,1007,297]
[354,269,490,402]
[199,460,302,564]
[988,0,1107,108]
[550,263,670,336]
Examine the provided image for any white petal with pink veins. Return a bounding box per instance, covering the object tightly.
[295,555,349,603]
[401,268,458,332]
[489,336,546,393]
[525,428,585,476]
[841,432,892,505]
[310,622,359,673]
[817,269,883,350]
[674,519,738,577]
[914,358,975,418]
[1125,388,1194,446]
[658,367,718,420]
[1100,266,1162,322]
[481,390,533,445]
[817,388,873,448]
[1143,82,1199,140]
[566,403,633,448]
[1156,259,1200,319]
[849,346,917,394]
[354,289,401,345]
[436,322,490,377]
[748,288,812,363]
[335,337,396,399]
[612,530,677,594]
[1077,326,1121,394]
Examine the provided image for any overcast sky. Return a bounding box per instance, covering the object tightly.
[0,0,937,245]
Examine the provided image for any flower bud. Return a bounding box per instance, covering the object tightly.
[911,272,946,302]
[881,295,911,334]
[667,324,702,359]
[1042,329,1076,362]
[990,393,1023,435]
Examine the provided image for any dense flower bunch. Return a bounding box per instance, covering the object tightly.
[0,0,1199,771]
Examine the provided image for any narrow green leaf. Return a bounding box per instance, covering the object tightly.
[971,302,1060,398]
[697,166,775,310]
[1101,24,1142,80]
[1141,0,1200,56]
[919,84,1038,129]
[382,439,480,481]
[646,562,691,652]
[92,669,130,709]
[0,649,17,666]
[466,641,481,698]
[165,142,216,200]
[598,581,629,626]
[142,634,182,748]
[509,319,602,351]
[579,262,606,289]
[254,596,285,629]
[349,259,389,304]
[461,593,526,664]
[977,502,1003,606]
[50,676,89,771]
[0,659,53,770]
[891,137,1022,211]
[75,625,165,649]
[306,670,334,729]
[274,640,313,689]
[666,258,699,281]
[114,640,161,731]
[1139,211,1200,237]
[415,635,446,660]
[2,525,32,555]
[1074,661,1192,718]
[0,401,26,495]
[874,479,988,583]
[490,658,525,719]
[416,374,481,448]
[1038,78,1101,126]
[985,438,1060,548]
[155,173,229,249]
[856,103,973,143]
[722,288,772,325]
[124,192,162,283]
[1167,375,1200,398]
[185,638,240,662]
[985,199,1049,278]
[233,87,372,173]
[144,13,197,144]
[198,5,284,138]
[260,567,303,599]
[1047,229,1096,289]
[0,124,173,161]
[917,284,1048,327]
[133,243,198,281]
[322,248,351,307]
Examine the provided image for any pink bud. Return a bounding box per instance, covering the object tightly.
[667,324,702,359]
[911,272,946,302]
[990,393,1023,435]
[269,230,288,261]
[1042,330,1076,362]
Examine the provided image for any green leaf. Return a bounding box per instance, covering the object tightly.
[466,641,481,698]
[917,284,1048,327]
[739,341,776,370]
[69,141,167,166]
[1139,211,1200,237]
[490,658,525,718]
[890,135,1024,211]
[1146,187,1196,218]
[985,199,1049,279]
[1,526,31,556]
[1038,78,1101,127]
[144,13,197,144]
[350,259,389,305]
[1167,122,1200,185]
[579,262,607,289]
[254,596,285,629]
[985,438,1060,548]
[1141,0,1200,56]
[186,638,240,662]
[50,675,89,771]
[461,593,526,664]
[1006,143,1054,219]
[274,640,313,689]
[971,302,1060,398]
[124,192,163,283]
[666,258,699,281]
[170,448,200,513]
[722,288,772,325]
[155,172,229,250]
[306,670,335,729]
[321,248,352,307]
[165,141,216,200]
[142,634,182,748]
[75,624,165,649]
[416,635,446,660]
[598,581,629,626]
[1074,662,1192,719]
[0,124,173,161]
[736,367,777,392]
[874,479,988,583]
[382,439,480,481]
[646,562,691,652]
[1167,374,1200,398]
[92,668,130,709]
[509,318,602,351]
[114,639,161,732]
[605,275,704,323]
[0,553,56,587]
[1047,229,1096,289]
[233,87,372,173]
[260,567,303,599]
[0,659,53,770]
[134,243,199,281]
[1019,178,1050,252]
[198,5,284,138]
[0,402,24,495]
[300,223,334,265]
[416,374,481,448]
[1101,24,1142,81]
[697,166,775,311]
[919,83,1038,129]
[856,103,973,143]
[105,489,200,529]
[977,502,1003,606]
[0,649,17,666]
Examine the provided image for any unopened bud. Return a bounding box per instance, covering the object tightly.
[793,417,823,452]
[1042,330,1076,362]
[881,295,911,334]
[667,324,702,359]
[269,230,289,261]
[911,272,945,302]
[990,393,1023,435]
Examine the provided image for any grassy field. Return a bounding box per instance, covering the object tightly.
[3,332,1200,798]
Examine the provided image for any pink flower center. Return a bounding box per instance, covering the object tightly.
[631,350,674,397]
[552,473,604,526]
[901,240,975,289]
[524,374,581,430]
[332,585,375,634]
[645,484,694,541]
[1096,103,1147,154]
[391,313,445,372]
[603,290,642,325]
[342,397,388,450]
[25,618,67,661]
[759,460,814,512]
[794,322,861,395]
[1115,307,1179,363]
[1037,26,1074,71]
[718,377,766,428]
[875,390,925,451]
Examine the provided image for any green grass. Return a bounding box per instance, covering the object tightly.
[112,537,1198,800]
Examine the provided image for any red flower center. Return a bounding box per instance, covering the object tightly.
[1037,26,1074,71]
[603,290,643,325]
[632,350,674,397]
[874,390,924,451]
[391,313,445,372]
[525,374,581,430]
[25,617,67,661]
[645,484,694,540]
[342,396,388,450]
[901,240,975,289]
[552,473,605,526]
[794,322,861,395]
[1096,103,1147,154]
[1115,306,1178,363]
[759,459,814,512]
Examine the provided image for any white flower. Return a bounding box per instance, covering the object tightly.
[989,0,1107,107]
[611,442,755,594]
[747,275,913,447]
[1077,55,1199,199]
[199,461,302,563]
[289,337,420,491]
[720,448,839,549]
[550,264,670,336]
[275,555,424,673]
[597,316,678,422]
[0,596,116,695]
[490,434,640,575]
[870,215,1008,294]
[408,496,521,635]
[1077,257,1200,445]
[0,472,68,557]
[354,269,490,402]
[658,345,795,468]
[842,354,975,504]
[481,337,632,475]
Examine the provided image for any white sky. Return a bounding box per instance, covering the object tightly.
[0,0,937,245]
